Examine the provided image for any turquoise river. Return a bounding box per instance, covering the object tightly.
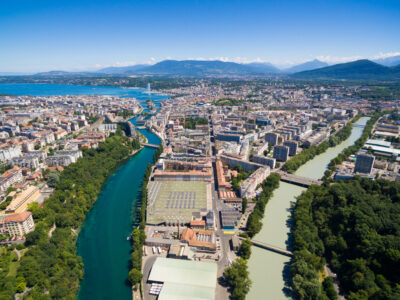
[0,83,168,300]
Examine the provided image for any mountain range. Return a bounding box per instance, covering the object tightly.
[97,60,282,76]
[291,59,400,80]
[284,59,329,73]
[373,55,400,67]
[95,59,322,75]
[29,57,400,80]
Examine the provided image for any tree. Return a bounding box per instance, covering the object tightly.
[323,277,337,300]
[237,239,252,260]
[15,277,26,293]
[241,198,247,214]
[128,269,143,286]
[132,137,141,150]
[223,258,252,300]
[47,171,60,187]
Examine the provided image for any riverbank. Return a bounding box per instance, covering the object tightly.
[247,117,370,300]
[8,135,134,299]
[324,111,383,180]
[283,116,357,174]
[78,113,165,300]
[224,174,281,299]
[77,134,160,300]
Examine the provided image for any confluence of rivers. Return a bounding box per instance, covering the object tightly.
[247,117,370,300]
[0,84,369,300]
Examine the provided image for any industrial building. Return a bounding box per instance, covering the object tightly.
[220,207,241,233]
[147,257,217,300]
[146,181,211,225]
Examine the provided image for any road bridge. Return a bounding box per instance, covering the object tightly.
[275,171,322,187]
[239,237,293,257]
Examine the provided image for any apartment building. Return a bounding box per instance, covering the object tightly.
[273,145,289,162]
[0,211,35,237]
[0,167,23,193]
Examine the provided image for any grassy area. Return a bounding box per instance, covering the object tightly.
[7,261,20,277]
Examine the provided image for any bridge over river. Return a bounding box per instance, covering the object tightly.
[275,170,322,187]
[141,143,160,149]
[239,237,293,257]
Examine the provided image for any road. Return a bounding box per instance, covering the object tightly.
[142,255,157,300]
[211,154,231,300]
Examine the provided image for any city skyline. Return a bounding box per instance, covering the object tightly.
[1,0,400,72]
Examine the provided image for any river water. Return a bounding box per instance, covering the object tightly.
[0,83,167,300]
[247,117,369,300]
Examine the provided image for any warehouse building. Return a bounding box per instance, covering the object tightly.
[147,257,217,300]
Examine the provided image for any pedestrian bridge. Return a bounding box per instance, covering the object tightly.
[239,237,293,257]
[275,171,322,187]
[142,143,160,149]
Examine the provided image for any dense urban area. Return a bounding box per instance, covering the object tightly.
[0,77,400,300]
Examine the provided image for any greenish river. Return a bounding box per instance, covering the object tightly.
[247,117,369,300]
[76,126,159,300]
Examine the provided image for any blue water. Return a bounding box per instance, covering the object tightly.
[0,83,167,300]
[0,83,166,105]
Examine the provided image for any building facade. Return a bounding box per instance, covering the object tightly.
[354,154,375,174]
[273,145,289,162]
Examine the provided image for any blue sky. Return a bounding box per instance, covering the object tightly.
[1,0,399,72]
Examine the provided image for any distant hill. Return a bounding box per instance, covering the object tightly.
[133,60,280,76]
[285,59,328,73]
[34,70,74,76]
[374,55,400,67]
[292,59,400,80]
[97,64,149,74]
[244,62,280,73]
[33,70,98,77]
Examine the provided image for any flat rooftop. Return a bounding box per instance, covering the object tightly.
[366,139,391,148]
[146,181,210,225]
[148,257,217,300]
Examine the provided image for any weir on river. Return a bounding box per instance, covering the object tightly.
[247,117,369,300]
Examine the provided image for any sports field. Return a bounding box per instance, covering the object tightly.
[146,181,209,225]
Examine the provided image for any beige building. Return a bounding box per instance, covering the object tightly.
[0,211,35,237]
[5,186,40,214]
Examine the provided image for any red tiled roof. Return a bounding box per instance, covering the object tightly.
[5,211,32,223]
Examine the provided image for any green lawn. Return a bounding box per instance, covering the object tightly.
[7,261,19,277]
